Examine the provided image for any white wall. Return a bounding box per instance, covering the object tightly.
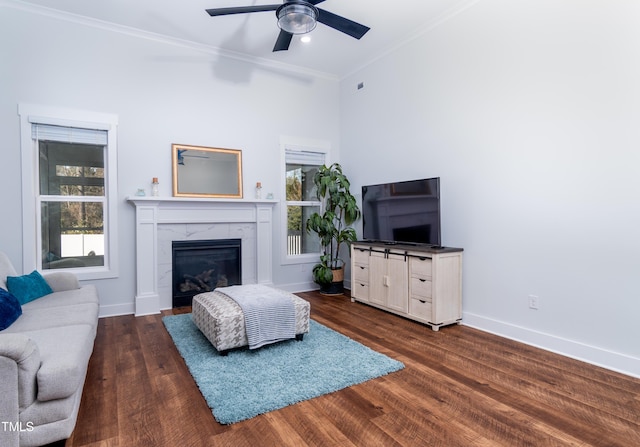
[0,6,338,314]
[340,0,640,377]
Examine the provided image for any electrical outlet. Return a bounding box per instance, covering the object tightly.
[528,295,539,310]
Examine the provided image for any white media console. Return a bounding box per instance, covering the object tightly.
[350,241,463,331]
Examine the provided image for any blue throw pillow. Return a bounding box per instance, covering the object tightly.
[6,270,54,305]
[0,288,22,330]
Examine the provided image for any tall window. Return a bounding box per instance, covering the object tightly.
[285,149,325,258]
[36,126,107,270]
[19,105,118,280]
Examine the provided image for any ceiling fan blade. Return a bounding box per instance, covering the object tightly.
[206,5,279,17]
[317,8,370,39]
[307,0,327,4]
[273,30,293,52]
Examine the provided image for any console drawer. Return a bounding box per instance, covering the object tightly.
[410,256,432,278]
[352,282,369,301]
[410,277,432,298]
[352,247,370,265]
[409,297,432,320]
[353,264,369,283]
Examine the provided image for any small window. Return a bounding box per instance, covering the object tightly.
[284,149,325,258]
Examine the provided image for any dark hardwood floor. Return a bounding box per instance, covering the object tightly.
[66,291,639,446]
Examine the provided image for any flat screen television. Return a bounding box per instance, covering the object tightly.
[361,177,441,246]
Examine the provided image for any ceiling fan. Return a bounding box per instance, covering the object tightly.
[205,0,370,52]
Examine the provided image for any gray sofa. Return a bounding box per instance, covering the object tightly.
[0,252,99,447]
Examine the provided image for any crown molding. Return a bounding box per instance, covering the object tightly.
[342,0,483,79]
[1,0,339,82]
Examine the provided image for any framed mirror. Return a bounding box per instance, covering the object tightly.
[172,144,243,198]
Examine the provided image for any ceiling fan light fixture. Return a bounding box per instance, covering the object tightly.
[276,2,318,35]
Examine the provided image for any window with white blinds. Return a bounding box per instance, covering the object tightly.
[19,105,119,280]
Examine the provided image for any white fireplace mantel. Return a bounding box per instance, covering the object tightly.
[127,196,277,316]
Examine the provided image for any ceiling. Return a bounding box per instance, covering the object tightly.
[13,0,479,78]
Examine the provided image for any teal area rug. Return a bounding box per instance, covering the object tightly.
[162,313,404,424]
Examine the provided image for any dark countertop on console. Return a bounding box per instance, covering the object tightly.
[353,241,463,254]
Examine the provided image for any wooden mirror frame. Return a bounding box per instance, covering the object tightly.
[172,144,243,198]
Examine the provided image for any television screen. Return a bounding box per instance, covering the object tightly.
[361,177,441,246]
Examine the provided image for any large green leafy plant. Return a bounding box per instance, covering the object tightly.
[305,163,361,286]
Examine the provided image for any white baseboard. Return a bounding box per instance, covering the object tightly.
[463,312,640,379]
[99,302,134,318]
[276,281,318,294]
[134,293,161,317]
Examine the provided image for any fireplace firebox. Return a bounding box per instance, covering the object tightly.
[172,239,241,307]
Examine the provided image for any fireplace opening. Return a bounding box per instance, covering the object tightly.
[172,239,241,307]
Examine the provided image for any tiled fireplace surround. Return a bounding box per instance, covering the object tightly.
[128,197,276,316]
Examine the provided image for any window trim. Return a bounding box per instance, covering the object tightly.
[19,104,119,280]
[280,136,330,266]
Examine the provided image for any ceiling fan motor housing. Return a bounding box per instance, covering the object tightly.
[276,1,319,35]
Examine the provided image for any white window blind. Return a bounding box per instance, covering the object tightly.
[285,149,325,166]
[32,123,108,145]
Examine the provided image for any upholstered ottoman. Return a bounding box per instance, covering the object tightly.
[192,286,310,355]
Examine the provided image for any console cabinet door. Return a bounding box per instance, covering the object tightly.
[386,252,408,313]
[368,251,387,306]
[368,251,408,312]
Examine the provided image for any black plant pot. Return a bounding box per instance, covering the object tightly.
[318,266,345,296]
[319,280,344,296]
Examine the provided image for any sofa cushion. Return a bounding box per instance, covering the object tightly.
[20,324,96,402]
[3,301,98,335]
[0,288,22,330]
[21,285,99,311]
[19,388,78,428]
[42,271,80,293]
[7,271,53,305]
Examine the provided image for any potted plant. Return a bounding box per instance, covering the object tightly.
[305,163,361,295]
